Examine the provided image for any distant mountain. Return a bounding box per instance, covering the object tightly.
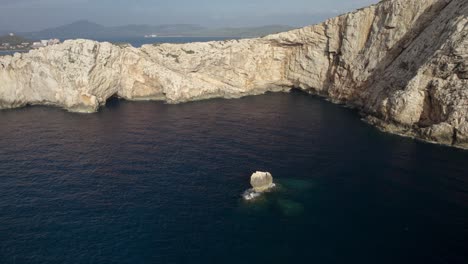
[19,20,294,40]
[24,20,105,39]
[21,21,206,39]
[0,34,33,45]
[24,20,107,39]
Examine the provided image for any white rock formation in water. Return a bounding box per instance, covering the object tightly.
[250,171,275,192]
[243,171,275,200]
[0,0,467,149]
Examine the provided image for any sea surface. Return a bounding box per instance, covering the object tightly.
[0,50,26,56]
[0,91,467,264]
[96,36,241,47]
[0,37,240,57]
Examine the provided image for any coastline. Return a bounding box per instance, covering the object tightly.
[0,0,466,150]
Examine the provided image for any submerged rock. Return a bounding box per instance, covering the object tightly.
[277,199,304,216]
[279,178,315,191]
[242,189,262,201]
[250,171,275,192]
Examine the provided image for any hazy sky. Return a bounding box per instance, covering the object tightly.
[0,0,379,32]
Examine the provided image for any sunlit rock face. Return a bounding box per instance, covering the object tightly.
[250,172,275,193]
[0,0,467,148]
[243,171,275,201]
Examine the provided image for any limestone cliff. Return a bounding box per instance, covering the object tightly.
[0,0,467,148]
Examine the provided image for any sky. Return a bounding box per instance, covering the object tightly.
[0,0,379,32]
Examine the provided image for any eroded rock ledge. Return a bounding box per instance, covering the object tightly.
[0,0,467,149]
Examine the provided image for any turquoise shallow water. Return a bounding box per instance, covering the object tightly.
[0,91,467,264]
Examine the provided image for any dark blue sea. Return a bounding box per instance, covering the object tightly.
[0,91,467,264]
[0,37,239,57]
[0,50,25,56]
[96,36,240,47]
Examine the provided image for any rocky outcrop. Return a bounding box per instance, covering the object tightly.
[0,0,467,148]
[250,172,275,192]
[243,171,275,200]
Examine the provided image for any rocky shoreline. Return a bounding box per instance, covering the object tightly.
[0,0,467,149]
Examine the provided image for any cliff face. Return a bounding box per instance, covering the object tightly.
[0,0,467,149]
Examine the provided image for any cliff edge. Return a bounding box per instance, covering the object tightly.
[0,0,467,148]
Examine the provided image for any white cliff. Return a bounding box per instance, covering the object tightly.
[0,0,467,148]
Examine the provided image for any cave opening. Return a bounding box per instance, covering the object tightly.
[105,93,121,108]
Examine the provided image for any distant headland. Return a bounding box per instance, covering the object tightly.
[4,21,294,40]
[0,33,60,52]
